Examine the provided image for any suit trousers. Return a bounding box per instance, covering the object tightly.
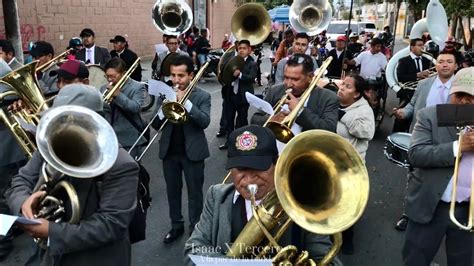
[219,88,228,133]
[225,93,249,134]
[162,155,204,230]
[403,202,472,266]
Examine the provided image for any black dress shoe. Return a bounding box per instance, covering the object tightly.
[219,144,228,150]
[216,131,226,138]
[163,228,184,244]
[395,216,408,231]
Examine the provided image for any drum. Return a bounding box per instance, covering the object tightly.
[87,65,107,90]
[384,132,412,168]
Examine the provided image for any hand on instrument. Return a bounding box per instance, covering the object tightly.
[284,91,299,111]
[19,218,49,239]
[416,70,431,79]
[271,111,288,123]
[392,108,405,120]
[460,130,474,152]
[8,99,25,112]
[176,89,186,102]
[233,68,241,77]
[21,191,46,219]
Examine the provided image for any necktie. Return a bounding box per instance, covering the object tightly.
[415,57,421,72]
[87,49,92,64]
[455,151,474,202]
[437,85,447,104]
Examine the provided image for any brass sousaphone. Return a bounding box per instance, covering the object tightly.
[152,0,193,35]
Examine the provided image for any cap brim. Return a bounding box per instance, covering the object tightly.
[55,69,76,80]
[109,39,116,43]
[226,155,273,171]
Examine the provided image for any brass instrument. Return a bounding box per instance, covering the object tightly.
[102,58,141,104]
[0,108,37,158]
[231,3,271,46]
[227,130,370,265]
[129,62,209,160]
[289,0,333,36]
[36,48,73,73]
[449,126,474,231]
[400,66,437,90]
[152,0,193,35]
[33,105,119,246]
[266,56,334,143]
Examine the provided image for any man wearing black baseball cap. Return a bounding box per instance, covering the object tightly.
[185,125,342,265]
[30,41,59,94]
[76,28,111,68]
[109,35,142,81]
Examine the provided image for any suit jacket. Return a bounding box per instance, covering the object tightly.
[152,87,211,161]
[251,84,339,133]
[326,49,353,79]
[406,106,458,224]
[110,48,142,81]
[184,184,343,266]
[401,76,437,132]
[8,57,23,70]
[396,55,432,83]
[274,56,319,85]
[153,50,189,78]
[229,56,257,104]
[39,66,59,96]
[101,78,146,148]
[6,148,139,266]
[76,45,111,68]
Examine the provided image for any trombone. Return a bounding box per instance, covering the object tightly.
[36,48,73,73]
[449,126,474,231]
[128,62,209,160]
[102,58,141,104]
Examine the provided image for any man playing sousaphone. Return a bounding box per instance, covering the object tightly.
[153,35,188,85]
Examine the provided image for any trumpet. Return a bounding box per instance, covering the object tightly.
[36,48,73,74]
[400,66,437,90]
[102,58,141,104]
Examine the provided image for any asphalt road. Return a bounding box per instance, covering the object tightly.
[4,40,454,266]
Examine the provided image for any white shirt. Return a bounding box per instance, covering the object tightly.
[232,56,248,94]
[409,52,423,71]
[233,190,262,221]
[354,51,387,79]
[425,75,454,107]
[440,141,470,202]
[85,45,96,64]
[336,50,343,58]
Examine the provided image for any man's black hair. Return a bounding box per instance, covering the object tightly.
[286,54,314,74]
[170,55,194,74]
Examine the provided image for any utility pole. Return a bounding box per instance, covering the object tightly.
[2,0,23,63]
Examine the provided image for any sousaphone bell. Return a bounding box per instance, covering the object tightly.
[152,0,193,35]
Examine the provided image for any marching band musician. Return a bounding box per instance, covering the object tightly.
[153,35,188,85]
[392,51,458,231]
[0,40,23,70]
[101,57,147,158]
[403,67,474,266]
[6,83,139,266]
[151,55,211,244]
[251,54,338,137]
[109,35,142,82]
[219,39,257,150]
[53,59,90,89]
[393,38,432,133]
[76,28,111,68]
[184,125,342,266]
[30,41,59,95]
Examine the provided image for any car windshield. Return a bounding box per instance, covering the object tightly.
[327,23,359,34]
[360,23,376,30]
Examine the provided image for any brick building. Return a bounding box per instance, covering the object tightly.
[0,0,237,60]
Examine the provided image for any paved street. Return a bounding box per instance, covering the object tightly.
[4,40,454,266]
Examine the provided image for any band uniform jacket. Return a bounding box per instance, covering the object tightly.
[38,66,59,96]
[110,48,142,82]
[76,45,111,68]
[101,78,146,148]
[8,57,23,70]
[396,55,432,83]
[406,106,458,224]
[227,56,258,104]
[251,84,339,133]
[154,50,189,78]
[401,76,437,132]
[6,148,139,266]
[184,184,343,266]
[152,86,211,161]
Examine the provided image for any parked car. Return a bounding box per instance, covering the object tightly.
[326,20,377,49]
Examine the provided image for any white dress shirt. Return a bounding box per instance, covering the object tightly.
[354,51,387,79]
[425,75,454,107]
[409,52,423,72]
[85,45,96,64]
[233,190,262,221]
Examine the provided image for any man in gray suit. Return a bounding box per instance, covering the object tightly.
[30,41,59,95]
[152,55,211,243]
[0,40,23,70]
[252,54,338,135]
[403,67,474,266]
[76,28,111,68]
[184,125,342,266]
[6,83,139,265]
[392,51,458,230]
[152,35,188,84]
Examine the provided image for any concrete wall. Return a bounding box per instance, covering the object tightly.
[0,0,237,58]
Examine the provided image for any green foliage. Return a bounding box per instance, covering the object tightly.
[440,0,474,17]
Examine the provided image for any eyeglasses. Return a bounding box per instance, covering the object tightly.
[104,74,121,80]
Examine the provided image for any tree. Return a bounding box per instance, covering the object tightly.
[2,0,23,63]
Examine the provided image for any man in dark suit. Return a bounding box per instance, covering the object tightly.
[76,28,111,68]
[219,39,257,150]
[185,125,342,266]
[0,40,23,70]
[252,54,338,136]
[394,38,433,132]
[6,83,139,266]
[403,67,474,266]
[326,35,353,79]
[152,55,211,243]
[29,41,59,95]
[109,35,142,81]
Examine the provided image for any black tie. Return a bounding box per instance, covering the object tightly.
[231,195,248,242]
[415,57,421,72]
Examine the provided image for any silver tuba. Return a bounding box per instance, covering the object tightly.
[33,105,118,225]
[289,0,332,36]
[385,0,448,93]
[152,0,193,35]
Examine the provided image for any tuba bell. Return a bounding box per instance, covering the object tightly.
[289,0,332,36]
[152,0,193,35]
[227,130,370,263]
[231,3,271,46]
[33,105,118,229]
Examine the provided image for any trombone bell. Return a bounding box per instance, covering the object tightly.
[161,102,187,124]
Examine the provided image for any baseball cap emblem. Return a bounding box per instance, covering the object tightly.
[235,131,258,151]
